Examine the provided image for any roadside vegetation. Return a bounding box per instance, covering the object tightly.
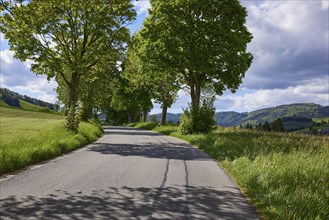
[0,107,103,175]
[131,122,329,220]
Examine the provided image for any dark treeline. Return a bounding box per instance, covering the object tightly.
[242,118,285,132]
[0,88,60,111]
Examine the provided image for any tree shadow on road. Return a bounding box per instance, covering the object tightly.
[0,186,259,220]
[88,142,211,161]
[102,126,163,137]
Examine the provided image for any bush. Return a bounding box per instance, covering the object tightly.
[179,98,215,134]
[179,111,194,134]
[88,117,102,126]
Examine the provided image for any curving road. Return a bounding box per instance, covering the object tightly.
[0,126,259,219]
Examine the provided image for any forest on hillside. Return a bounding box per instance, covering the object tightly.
[0,88,60,111]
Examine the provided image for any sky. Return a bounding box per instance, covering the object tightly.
[0,0,328,114]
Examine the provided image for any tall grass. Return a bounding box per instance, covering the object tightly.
[0,107,103,175]
[135,123,329,220]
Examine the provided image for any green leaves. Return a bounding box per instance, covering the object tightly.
[137,0,253,133]
[0,0,136,131]
[140,0,253,92]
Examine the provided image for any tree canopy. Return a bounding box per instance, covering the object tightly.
[137,0,253,132]
[0,0,135,131]
[124,34,179,125]
[1,0,254,132]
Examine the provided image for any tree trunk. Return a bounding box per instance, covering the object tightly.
[127,111,132,123]
[160,101,168,126]
[65,85,79,133]
[142,109,148,122]
[190,80,201,112]
[189,79,201,132]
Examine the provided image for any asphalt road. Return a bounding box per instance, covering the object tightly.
[0,126,259,220]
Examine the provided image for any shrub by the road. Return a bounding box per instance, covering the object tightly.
[133,123,329,220]
[179,99,216,134]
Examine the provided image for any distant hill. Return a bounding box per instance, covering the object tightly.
[235,103,328,126]
[214,111,248,127]
[0,88,59,111]
[281,116,314,132]
[149,113,182,124]
[150,103,329,127]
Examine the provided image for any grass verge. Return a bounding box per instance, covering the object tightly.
[0,107,103,175]
[132,122,329,220]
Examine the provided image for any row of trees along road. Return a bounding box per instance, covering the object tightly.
[1,0,253,134]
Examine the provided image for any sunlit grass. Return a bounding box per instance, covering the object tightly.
[135,123,329,220]
[313,117,329,123]
[19,100,44,111]
[128,122,158,130]
[0,107,103,175]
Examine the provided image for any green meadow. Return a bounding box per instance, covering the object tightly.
[132,122,329,220]
[313,117,329,123]
[0,107,103,175]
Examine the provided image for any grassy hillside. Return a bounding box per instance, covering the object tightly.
[0,107,103,175]
[215,111,248,127]
[239,103,326,126]
[132,122,329,220]
[313,117,329,123]
[0,99,57,113]
[0,100,11,108]
[19,100,45,111]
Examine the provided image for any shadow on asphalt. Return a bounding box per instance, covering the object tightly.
[102,126,163,136]
[104,131,164,136]
[89,142,211,161]
[0,186,258,219]
[90,126,211,161]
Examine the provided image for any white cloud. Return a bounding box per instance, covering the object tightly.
[0,74,4,85]
[0,49,58,103]
[244,0,328,90]
[157,78,329,113]
[215,77,329,112]
[1,49,14,64]
[133,0,151,15]
[321,0,329,10]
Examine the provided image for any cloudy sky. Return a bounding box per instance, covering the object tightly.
[1,0,328,113]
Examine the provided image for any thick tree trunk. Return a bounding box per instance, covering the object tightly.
[189,79,202,132]
[64,72,81,133]
[142,109,148,122]
[127,111,132,123]
[160,101,168,126]
[190,80,201,112]
[65,85,79,133]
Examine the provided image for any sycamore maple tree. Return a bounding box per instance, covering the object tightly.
[138,0,253,132]
[0,0,135,132]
